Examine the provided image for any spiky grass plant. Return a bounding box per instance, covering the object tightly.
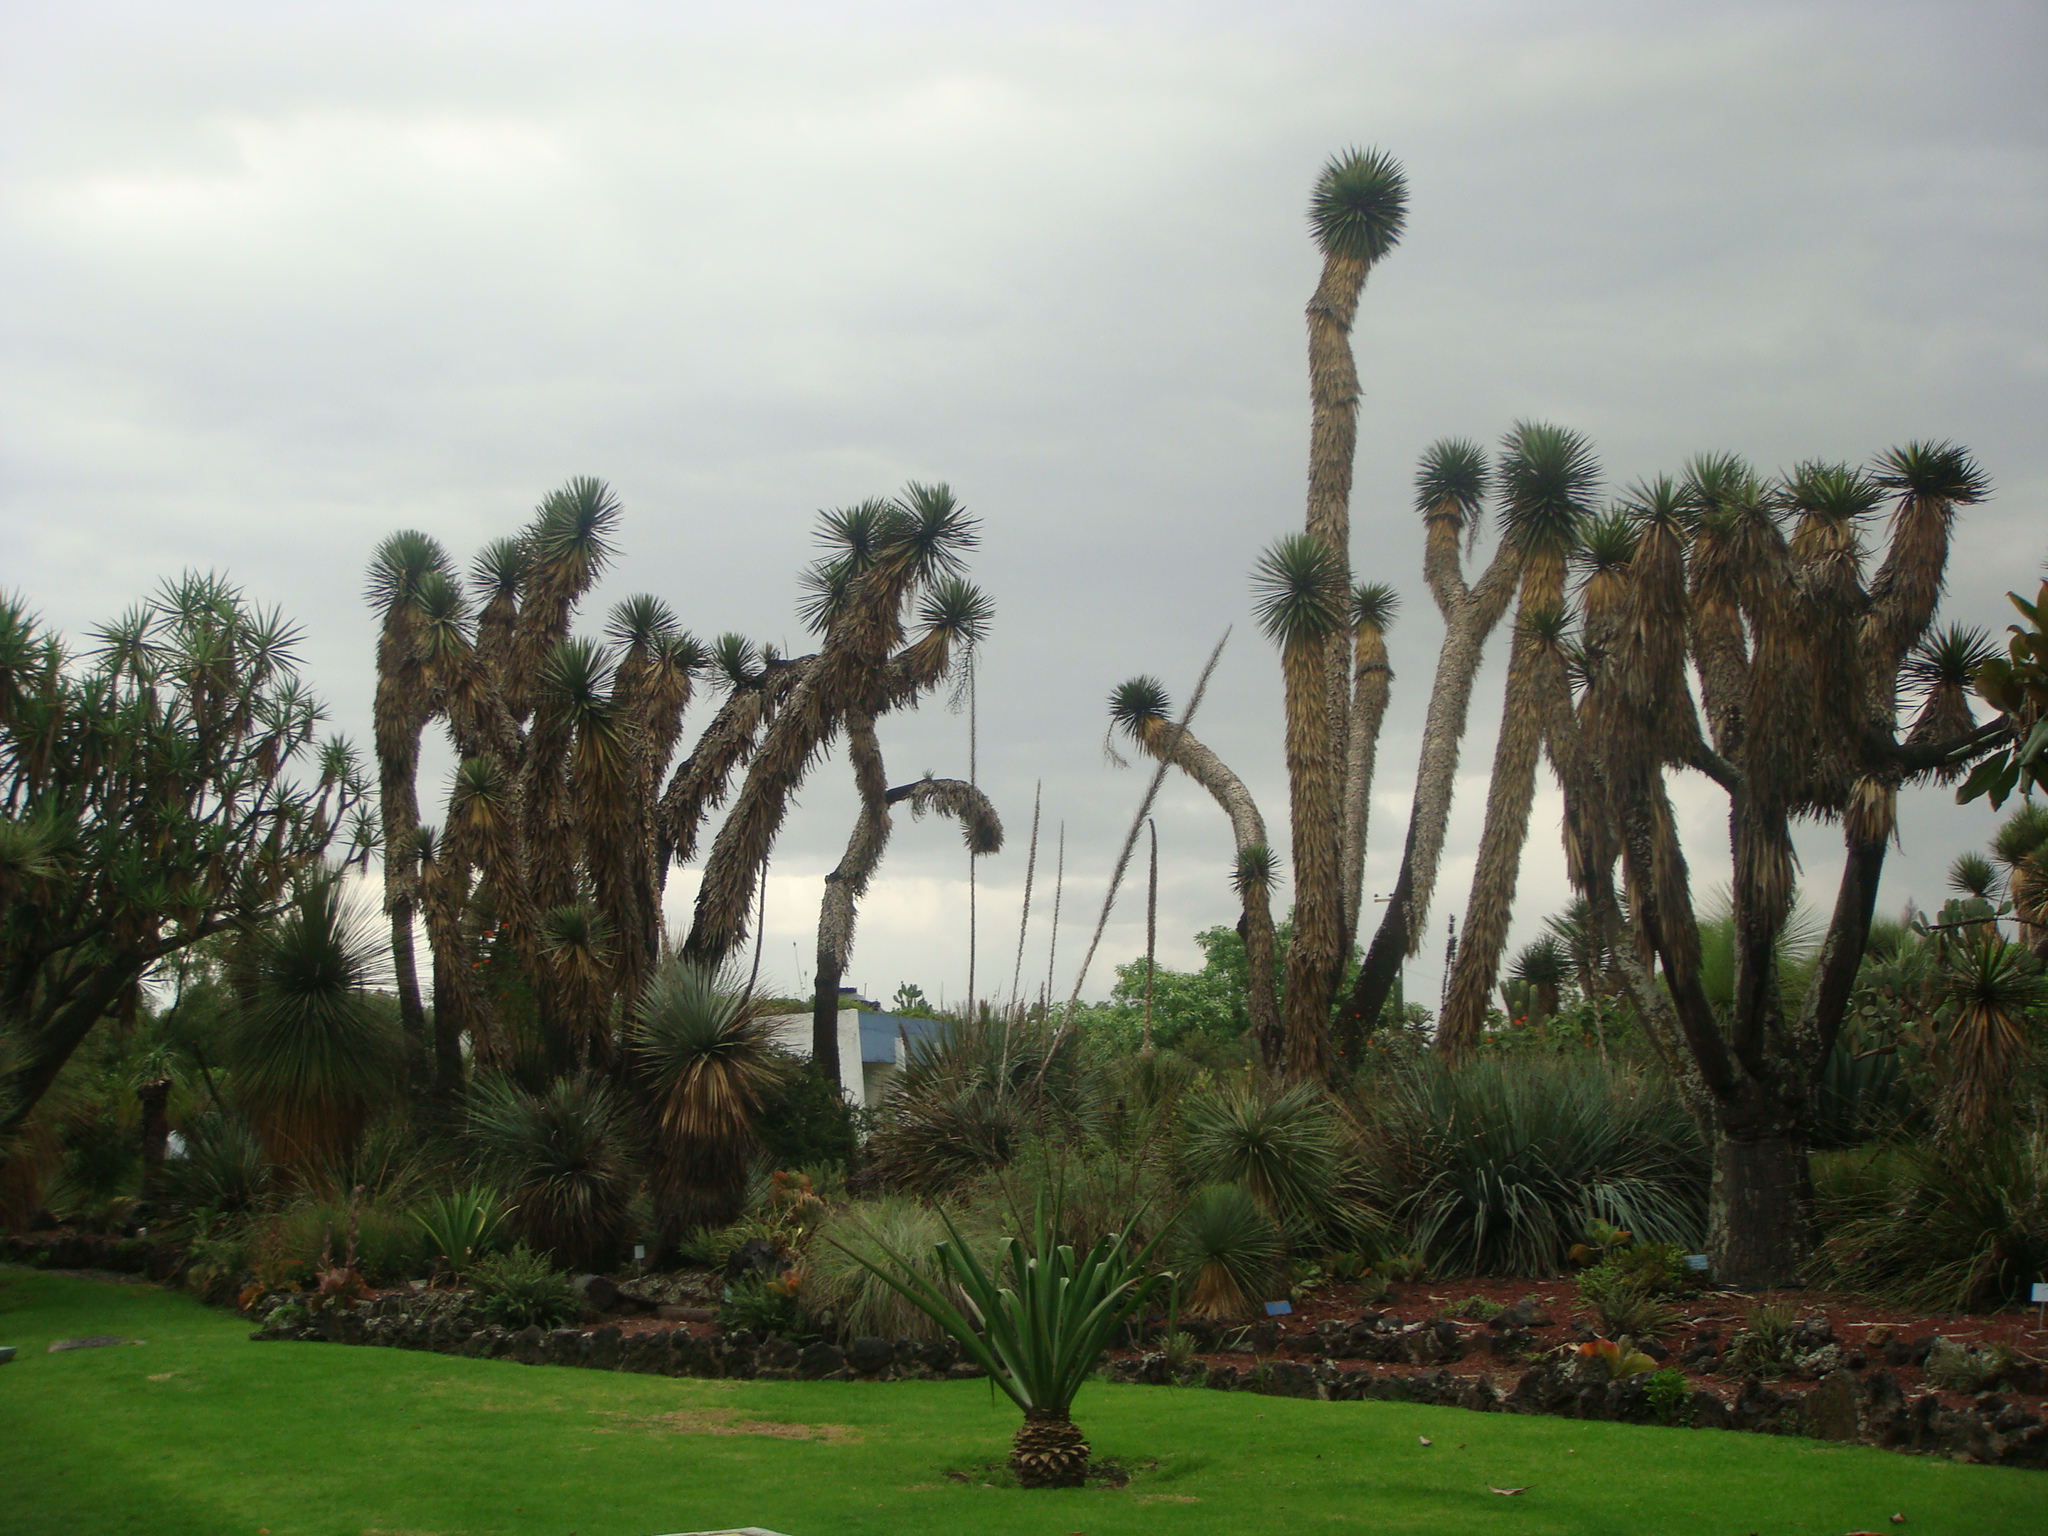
[1172,1183,1282,1320]
[465,1073,635,1272]
[1936,935,2044,1138]
[836,1198,1167,1488]
[804,1196,954,1341]
[413,1186,513,1280]
[628,960,789,1243]
[1821,1132,2048,1310]
[228,878,403,1174]
[1364,1056,1706,1277]
[1177,1078,1342,1238]
[158,1113,268,1218]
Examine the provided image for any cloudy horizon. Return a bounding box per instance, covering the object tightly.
[5,0,2043,1010]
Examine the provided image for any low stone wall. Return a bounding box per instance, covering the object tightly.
[254,1299,2048,1468]
[1103,1351,2048,1468]
[256,1305,987,1384]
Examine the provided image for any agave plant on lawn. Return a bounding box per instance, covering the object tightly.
[837,1199,1168,1489]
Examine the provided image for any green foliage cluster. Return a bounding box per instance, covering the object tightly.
[467,1244,581,1329]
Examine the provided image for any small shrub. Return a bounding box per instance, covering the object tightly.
[468,1243,581,1329]
[805,1197,951,1342]
[267,1199,434,1286]
[1722,1305,1799,1378]
[720,1270,808,1340]
[1455,1295,1505,1322]
[263,1298,307,1331]
[1588,1282,1676,1341]
[1925,1338,2013,1393]
[1579,1240,1691,1298]
[183,1230,249,1304]
[412,1186,512,1280]
[1378,1252,1427,1283]
[1645,1366,1692,1420]
[159,1114,268,1217]
[1578,1336,1657,1378]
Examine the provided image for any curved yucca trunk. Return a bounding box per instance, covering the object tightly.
[815,711,892,1083]
[1129,716,1282,1067]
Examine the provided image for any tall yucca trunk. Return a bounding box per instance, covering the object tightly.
[1339,617,1392,949]
[372,622,433,1093]
[1304,248,1369,769]
[1279,632,1340,1081]
[1437,573,1562,1055]
[1341,528,1519,1036]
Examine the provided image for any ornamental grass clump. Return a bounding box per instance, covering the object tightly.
[1171,1183,1282,1320]
[835,1199,1166,1489]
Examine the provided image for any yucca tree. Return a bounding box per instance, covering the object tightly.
[1108,675,1281,1064]
[1340,583,1397,950]
[1254,533,1351,1080]
[1506,936,1568,1024]
[684,487,987,966]
[1438,423,1600,1055]
[227,876,402,1173]
[1340,439,1522,1039]
[812,709,1002,1084]
[628,961,788,1248]
[1278,149,1407,1064]
[366,531,460,1089]
[1992,803,2048,957]
[1571,438,1998,1284]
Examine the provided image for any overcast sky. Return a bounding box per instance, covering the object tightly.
[5,0,2044,1009]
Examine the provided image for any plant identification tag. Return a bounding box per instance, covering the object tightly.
[2032,1283,2048,1303]
[1265,1300,1293,1316]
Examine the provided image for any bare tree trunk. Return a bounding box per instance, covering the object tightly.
[814,711,890,1087]
[1340,623,1393,951]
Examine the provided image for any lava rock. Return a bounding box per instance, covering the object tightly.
[573,1274,619,1314]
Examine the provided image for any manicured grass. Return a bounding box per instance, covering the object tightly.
[3,1269,2034,1536]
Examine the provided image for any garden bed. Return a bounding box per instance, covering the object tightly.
[235,1264,2048,1468]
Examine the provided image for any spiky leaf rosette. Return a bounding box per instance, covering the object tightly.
[527,477,621,591]
[1352,582,1399,632]
[1173,1182,1282,1320]
[914,574,993,646]
[469,536,528,602]
[1108,675,1172,741]
[1509,935,1569,989]
[1783,460,1883,528]
[1233,841,1279,895]
[1946,852,2000,901]
[1253,533,1348,646]
[465,1072,635,1272]
[1938,935,2045,1139]
[708,632,761,691]
[365,530,455,615]
[604,593,680,650]
[1873,440,1991,510]
[1309,147,1409,263]
[1179,1079,1341,1235]
[1499,422,1601,562]
[1904,623,1997,755]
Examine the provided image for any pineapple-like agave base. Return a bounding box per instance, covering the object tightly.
[1010,1409,1091,1489]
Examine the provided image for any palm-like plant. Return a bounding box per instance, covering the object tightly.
[1506,936,1569,1023]
[1254,533,1350,1079]
[1178,1077,1341,1237]
[1172,1182,1282,1320]
[228,877,402,1174]
[628,961,789,1245]
[1439,423,1600,1054]
[1108,675,1281,1063]
[837,1200,1167,1488]
[413,1185,513,1280]
[466,1072,635,1272]
[366,531,459,1088]
[1937,935,2044,1140]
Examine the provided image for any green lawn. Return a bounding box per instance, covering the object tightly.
[3,1269,2034,1536]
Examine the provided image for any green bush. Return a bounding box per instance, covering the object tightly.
[468,1244,581,1329]
[1644,1366,1692,1421]
[1578,1241,1691,1299]
[754,1061,863,1172]
[411,1186,512,1280]
[1358,1057,1706,1277]
[719,1273,808,1340]
[159,1114,268,1217]
[267,1199,435,1287]
[1171,1183,1282,1321]
[805,1197,952,1341]
[1722,1305,1800,1378]
[1819,1133,2048,1309]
